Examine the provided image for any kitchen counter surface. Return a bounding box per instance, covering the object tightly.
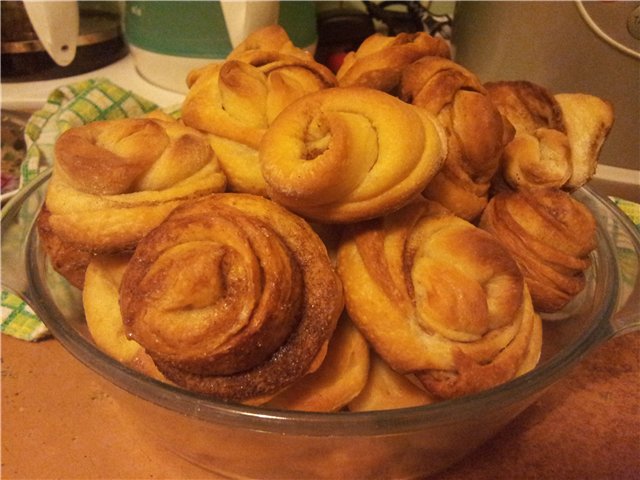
[2,330,639,479]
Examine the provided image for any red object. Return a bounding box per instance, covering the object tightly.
[326,51,348,74]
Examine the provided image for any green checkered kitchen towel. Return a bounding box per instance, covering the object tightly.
[2,77,167,341]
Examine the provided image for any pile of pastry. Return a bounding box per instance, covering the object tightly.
[37,26,614,412]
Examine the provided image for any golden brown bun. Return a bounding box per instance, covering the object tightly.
[265,315,369,412]
[485,80,573,191]
[485,80,565,133]
[337,198,542,400]
[36,206,94,289]
[182,38,337,195]
[348,353,434,412]
[336,32,450,92]
[227,24,312,60]
[555,93,614,190]
[120,193,344,401]
[400,56,510,220]
[83,254,144,363]
[83,254,166,381]
[42,115,226,256]
[260,86,447,223]
[479,188,597,313]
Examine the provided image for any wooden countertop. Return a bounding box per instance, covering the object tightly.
[2,331,639,479]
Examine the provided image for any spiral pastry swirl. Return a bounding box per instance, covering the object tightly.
[227,24,312,60]
[336,32,450,92]
[555,93,614,190]
[120,193,343,401]
[485,81,573,192]
[42,115,226,254]
[479,188,597,313]
[181,49,337,195]
[260,87,447,223]
[337,199,542,399]
[399,56,510,220]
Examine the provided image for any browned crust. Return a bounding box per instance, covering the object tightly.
[120,193,343,401]
[479,188,597,312]
[484,80,566,134]
[337,198,542,400]
[336,32,451,92]
[36,206,94,289]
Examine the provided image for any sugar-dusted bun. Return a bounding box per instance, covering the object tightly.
[336,31,450,92]
[265,315,370,412]
[554,93,614,190]
[479,188,597,313]
[38,114,226,287]
[182,49,337,195]
[260,86,447,223]
[120,193,344,402]
[400,56,510,220]
[337,198,542,400]
[485,80,573,191]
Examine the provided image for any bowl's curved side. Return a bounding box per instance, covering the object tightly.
[575,187,640,337]
[3,176,635,479]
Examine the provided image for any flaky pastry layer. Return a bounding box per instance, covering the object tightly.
[479,188,597,313]
[260,86,447,223]
[182,45,337,195]
[336,31,450,92]
[42,115,226,255]
[400,56,510,220]
[337,198,542,399]
[120,193,344,401]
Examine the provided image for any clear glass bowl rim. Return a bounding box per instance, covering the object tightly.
[2,168,634,437]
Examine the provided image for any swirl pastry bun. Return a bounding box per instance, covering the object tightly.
[260,86,447,223]
[337,199,542,399]
[182,34,337,195]
[554,93,614,190]
[37,113,226,287]
[36,206,94,289]
[227,24,310,60]
[83,254,166,381]
[479,188,597,313]
[336,31,450,92]
[485,81,573,191]
[400,56,510,220]
[266,315,370,412]
[120,193,344,401]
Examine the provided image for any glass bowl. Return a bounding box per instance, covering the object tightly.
[2,168,639,480]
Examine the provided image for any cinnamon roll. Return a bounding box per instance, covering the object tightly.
[37,114,226,287]
[479,188,597,313]
[266,315,370,412]
[337,199,542,400]
[554,93,614,190]
[227,24,311,60]
[336,31,450,93]
[485,80,573,192]
[182,46,336,195]
[82,254,166,381]
[120,193,344,401]
[260,87,447,223]
[399,56,510,220]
